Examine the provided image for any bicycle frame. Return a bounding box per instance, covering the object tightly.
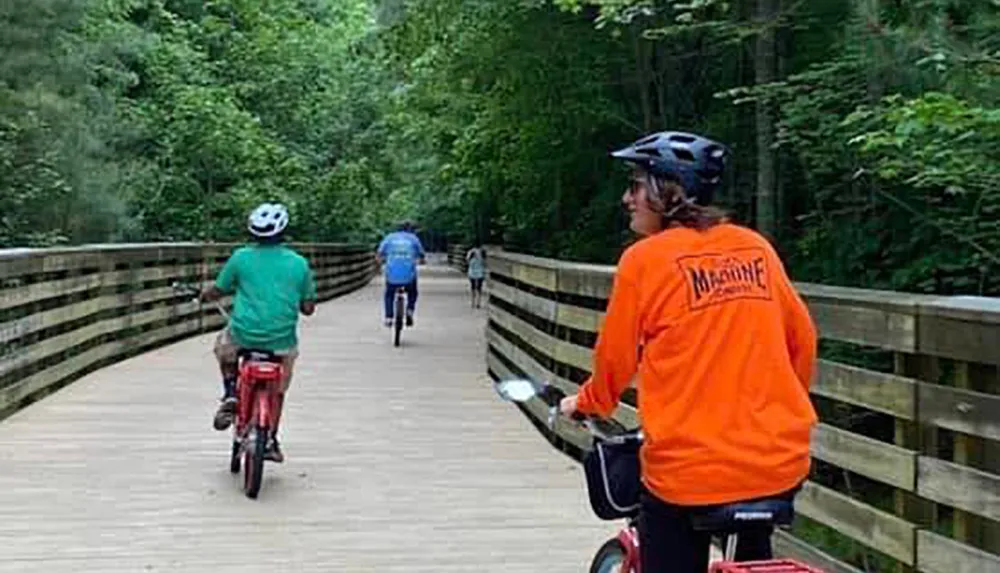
[235,357,283,439]
[617,523,641,572]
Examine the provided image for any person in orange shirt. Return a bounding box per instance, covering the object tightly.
[559,131,818,573]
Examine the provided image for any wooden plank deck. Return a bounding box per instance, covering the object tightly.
[0,264,617,572]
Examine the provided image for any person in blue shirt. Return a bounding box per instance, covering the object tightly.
[376,221,426,327]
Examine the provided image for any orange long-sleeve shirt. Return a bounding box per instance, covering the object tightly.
[576,223,818,506]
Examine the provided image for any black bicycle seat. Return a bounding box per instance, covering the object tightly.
[689,497,794,532]
[237,348,280,363]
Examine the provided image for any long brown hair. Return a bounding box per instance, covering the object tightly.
[650,178,728,231]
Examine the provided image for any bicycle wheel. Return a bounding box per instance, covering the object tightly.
[589,538,629,573]
[243,424,266,499]
[393,291,404,347]
[229,440,241,474]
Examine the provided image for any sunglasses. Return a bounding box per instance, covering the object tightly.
[627,178,647,196]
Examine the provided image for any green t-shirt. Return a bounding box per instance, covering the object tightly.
[214,243,317,351]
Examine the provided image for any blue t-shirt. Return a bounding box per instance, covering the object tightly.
[378,231,425,284]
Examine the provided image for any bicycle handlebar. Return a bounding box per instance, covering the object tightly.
[537,383,639,444]
[171,282,230,322]
[576,413,639,444]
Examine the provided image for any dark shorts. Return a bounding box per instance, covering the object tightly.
[469,277,484,291]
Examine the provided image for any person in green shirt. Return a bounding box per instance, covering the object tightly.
[200,202,317,463]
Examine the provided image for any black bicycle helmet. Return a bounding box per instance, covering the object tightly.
[610,131,729,205]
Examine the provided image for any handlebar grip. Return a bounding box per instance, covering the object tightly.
[172,283,202,305]
[539,385,567,407]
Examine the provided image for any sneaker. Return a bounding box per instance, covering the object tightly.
[384,317,393,327]
[405,314,414,327]
[265,436,284,463]
[213,397,236,431]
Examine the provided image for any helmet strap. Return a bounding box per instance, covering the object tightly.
[645,173,661,203]
[646,172,693,220]
[663,197,694,219]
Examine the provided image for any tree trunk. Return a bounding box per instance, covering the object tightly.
[776,0,789,237]
[633,27,653,131]
[754,0,779,238]
[862,0,886,102]
[734,0,755,218]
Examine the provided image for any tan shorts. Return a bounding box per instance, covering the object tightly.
[213,327,298,392]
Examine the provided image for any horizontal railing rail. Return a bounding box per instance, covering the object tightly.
[0,242,375,417]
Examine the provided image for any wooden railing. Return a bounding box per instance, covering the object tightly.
[447,243,469,274]
[0,243,375,418]
[471,249,1000,573]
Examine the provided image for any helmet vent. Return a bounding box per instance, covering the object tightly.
[671,148,695,162]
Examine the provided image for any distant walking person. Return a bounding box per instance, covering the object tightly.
[466,244,486,308]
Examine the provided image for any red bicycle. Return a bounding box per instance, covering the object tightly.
[226,348,284,498]
[175,282,284,499]
[493,378,823,573]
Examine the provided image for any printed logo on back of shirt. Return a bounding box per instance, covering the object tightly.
[387,237,414,260]
[676,247,771,310]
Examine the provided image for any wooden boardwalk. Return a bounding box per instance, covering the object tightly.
[0,264,616,572]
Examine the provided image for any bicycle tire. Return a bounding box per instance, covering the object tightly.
[243,424,266,499]
[229,440,241,474]
[393,291,404,347]
[589,538,630,573]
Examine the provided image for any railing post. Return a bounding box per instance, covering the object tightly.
[894,352,938,573]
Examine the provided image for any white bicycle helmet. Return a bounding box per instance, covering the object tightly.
[247,202,289,238]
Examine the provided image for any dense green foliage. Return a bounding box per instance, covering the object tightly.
[2,0,998,295]
[1,0,386,245]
